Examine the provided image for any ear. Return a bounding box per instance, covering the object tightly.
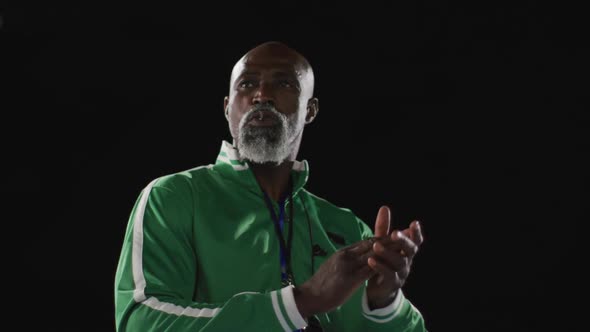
[223,96,229,120]
[305,98,319,124]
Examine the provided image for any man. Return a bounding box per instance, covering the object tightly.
[115,41,426,331]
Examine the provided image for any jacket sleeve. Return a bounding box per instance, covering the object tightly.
[355,217,427,332]
[114,178,307,331]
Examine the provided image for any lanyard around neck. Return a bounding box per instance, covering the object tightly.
[262,181,305,332]
[262,180,295,286]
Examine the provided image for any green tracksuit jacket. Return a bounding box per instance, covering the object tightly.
[115,141,426,331]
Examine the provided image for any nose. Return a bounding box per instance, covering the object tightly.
[252,82,275,106]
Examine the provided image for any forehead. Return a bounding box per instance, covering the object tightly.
[231,52,308,81]
[237,62,302,78]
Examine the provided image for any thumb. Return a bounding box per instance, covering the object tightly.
[373,206,391,237]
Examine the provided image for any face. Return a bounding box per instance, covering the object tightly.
[224,44,317,164]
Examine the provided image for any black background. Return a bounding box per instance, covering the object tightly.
[3,3,586,331]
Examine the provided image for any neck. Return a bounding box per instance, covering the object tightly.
[236,133,303,201]
[250,161,294,202]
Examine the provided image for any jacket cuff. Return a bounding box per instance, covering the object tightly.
[361,288,405,323]
[270,286,308,331]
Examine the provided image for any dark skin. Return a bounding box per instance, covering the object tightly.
[224,42,318,201]
[223,42,424,317]
[367,206,424,309]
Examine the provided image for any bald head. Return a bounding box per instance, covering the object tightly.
[230,41,315,97]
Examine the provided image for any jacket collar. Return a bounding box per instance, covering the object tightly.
[214,141,309,198]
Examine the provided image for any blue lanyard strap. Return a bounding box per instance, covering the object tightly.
[277,201,288,280]
[262,181,305,331]
[261,180,295,286]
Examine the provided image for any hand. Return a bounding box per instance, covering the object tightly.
[366,206,424,309]
[294,239,377,318]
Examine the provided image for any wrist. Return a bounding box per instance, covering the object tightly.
[368,290,398,310]
[293,284,316,319]
[362,288,405,323]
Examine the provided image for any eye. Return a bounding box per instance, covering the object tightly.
[278,80,293,88]
[238,80,256,89]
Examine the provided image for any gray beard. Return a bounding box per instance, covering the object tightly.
[237,106,296,165]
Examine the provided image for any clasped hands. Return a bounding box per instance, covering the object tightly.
[294,206,424,318]
[366,206,423,309]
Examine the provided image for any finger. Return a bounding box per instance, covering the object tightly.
[373,241,409,271]
[350,246,377,270]
[355,264,377,281]
[402,228,413,241]
[410,220,424,246]
[373,206,391,238]
[342,240,377,270]
[372,232,410,253]
[397,264,410,280]
[369,269,385,285]
[390,231,418,258]
[344,238,373,256]
[367,257,401,288]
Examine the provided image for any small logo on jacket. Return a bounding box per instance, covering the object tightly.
[312,244,327,257]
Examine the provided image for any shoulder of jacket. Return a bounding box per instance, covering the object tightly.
[152,164,214,192]
[302,190,358,221]
[302,190,370,244]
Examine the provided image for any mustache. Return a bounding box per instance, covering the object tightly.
[244,104,283,122]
